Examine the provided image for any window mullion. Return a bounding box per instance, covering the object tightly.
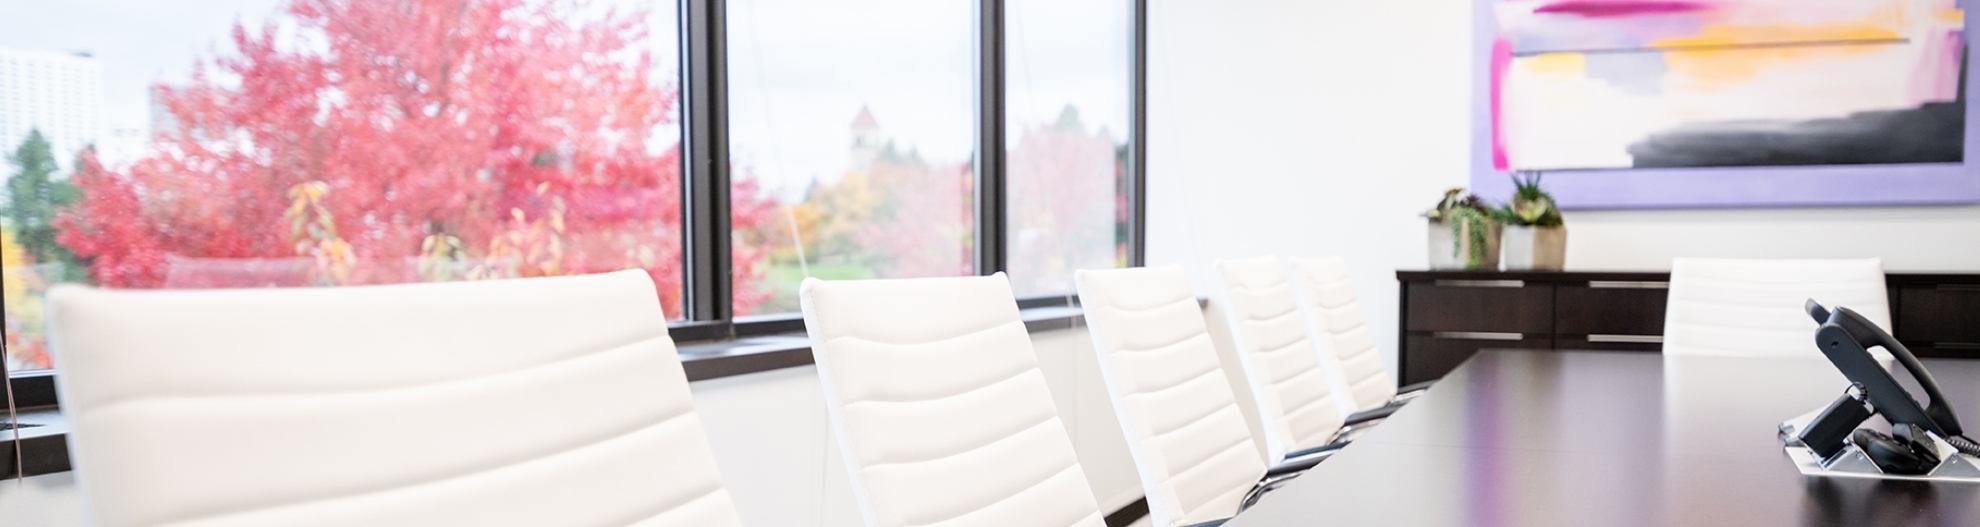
[974,0,1008,277]
[682,0,734,325]
[1127,0,1149,267]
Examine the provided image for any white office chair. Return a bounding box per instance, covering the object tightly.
[1076,266,1270,527]
[46,270,743,527]
[1663,258,1891,358]
[1288,257,1431,421]
[800,274,1105,527]
[1216,256,1352,466]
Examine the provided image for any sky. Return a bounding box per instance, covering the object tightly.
[0,0,289,137]
[728,0,1131,203]
[0,0,1131,204]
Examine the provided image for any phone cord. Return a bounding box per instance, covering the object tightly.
[1949,435,1980,457]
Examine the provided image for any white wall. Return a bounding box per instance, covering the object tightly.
[1564,206,1980,270]
[1144,0,1980,383]
[0,472,84,526]
[1145,0,1474,378]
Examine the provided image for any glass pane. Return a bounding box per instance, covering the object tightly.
[0,0,688,371]
[1005,0,1130,297]
[728,0,977,316]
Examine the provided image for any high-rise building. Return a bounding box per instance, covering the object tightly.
[0,47,102,169]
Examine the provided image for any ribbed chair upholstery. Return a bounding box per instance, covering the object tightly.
[1288,257,1428,418]
[1663,258,1890,357]
[1216,256,1347,464]
[1076,266,1267,527]
[800,274,1105,527]
[46,270,742,527]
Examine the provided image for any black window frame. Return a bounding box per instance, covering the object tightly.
[0,0,1147,364]
[2,0,1150,482]
[669,0,1149,342]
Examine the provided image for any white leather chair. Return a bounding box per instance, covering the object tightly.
[1288,257,1430,421]
[46,270,742,527]
[1215,256,1351,466]
[1663,258,1891,357]
[800,274,1105,527]
[1076,266,1268,527]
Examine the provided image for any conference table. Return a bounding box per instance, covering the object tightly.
[1228,349,1980,527]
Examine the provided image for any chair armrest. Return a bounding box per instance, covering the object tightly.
[1248,442,1351,510]
[1286,440,1348,459]
[1344,404,1398,426]
[1398,380,1436,395]
[1264,454,1323,478]
[1267,441,1347,477]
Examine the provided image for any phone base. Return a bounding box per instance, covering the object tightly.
[1781,407,1980,482]
[1785,444,1980,482]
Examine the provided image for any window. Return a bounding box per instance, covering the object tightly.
[0,0,1145,369]
[1,0,690,372]
[1004,0,1133,297]
[726,0,979,316]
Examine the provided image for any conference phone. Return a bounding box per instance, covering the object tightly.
[1779,300,1980,480]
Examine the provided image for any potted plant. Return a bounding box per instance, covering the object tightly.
[1497,171,1566,270]
[1424,188,1500,270]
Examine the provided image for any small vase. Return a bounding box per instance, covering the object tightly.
[1427,220,1502,270]
[1502,225,1567,271]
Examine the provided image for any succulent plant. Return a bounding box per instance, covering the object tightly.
[1502,171,1563,227]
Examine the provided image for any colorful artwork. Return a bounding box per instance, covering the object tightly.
[1472,0,1980,208]
[1496,0,1965,170]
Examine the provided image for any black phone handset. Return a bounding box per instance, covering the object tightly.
[1805,300,1980,470]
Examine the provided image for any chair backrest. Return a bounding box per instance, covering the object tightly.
[46,270,742,527]
[1215,256,1345,463]
[800,274,1105,527]
[1289,256,1396,415]
[1663,258,1891,357]
[1076,266,1266,527]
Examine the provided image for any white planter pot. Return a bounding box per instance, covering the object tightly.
[1427,220,1501,270]
[1502,225,1567,271]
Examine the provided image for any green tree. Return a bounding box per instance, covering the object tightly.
[4,129,81,277]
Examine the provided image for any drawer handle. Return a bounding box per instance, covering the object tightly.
[1433,280,1525,288]
[1587,334,1664,344]
[1588,281,1669,289]
[1432,331,1523,341]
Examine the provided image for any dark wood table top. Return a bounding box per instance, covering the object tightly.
[1227,350,1980,527]
[1393,270,1980,285]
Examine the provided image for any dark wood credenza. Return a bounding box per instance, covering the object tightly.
[1396,270,1980,385]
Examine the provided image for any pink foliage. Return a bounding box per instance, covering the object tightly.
[54,0,777,317]
[1005,119,1121,295]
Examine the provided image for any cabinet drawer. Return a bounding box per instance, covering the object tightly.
[1554,283,1667,336]
[1402,334,1551,385]
[1900,342,1980,359]
[1897,287,1980,343]
[1404,283,1553,334]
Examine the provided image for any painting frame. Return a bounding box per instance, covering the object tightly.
[1470,0,1980,209]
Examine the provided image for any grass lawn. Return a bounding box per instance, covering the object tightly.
[750,262,874,314]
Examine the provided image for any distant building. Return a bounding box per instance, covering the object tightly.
[149,86,180,138]
[0,47,102,170]
[849,105,881,172]
[94,87,174,168]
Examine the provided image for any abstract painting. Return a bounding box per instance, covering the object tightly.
[1471,0,1980,208]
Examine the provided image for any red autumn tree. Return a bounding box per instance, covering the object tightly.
[1004,107,1122,295]
[854,152,975,280]
[55,0,774,317]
